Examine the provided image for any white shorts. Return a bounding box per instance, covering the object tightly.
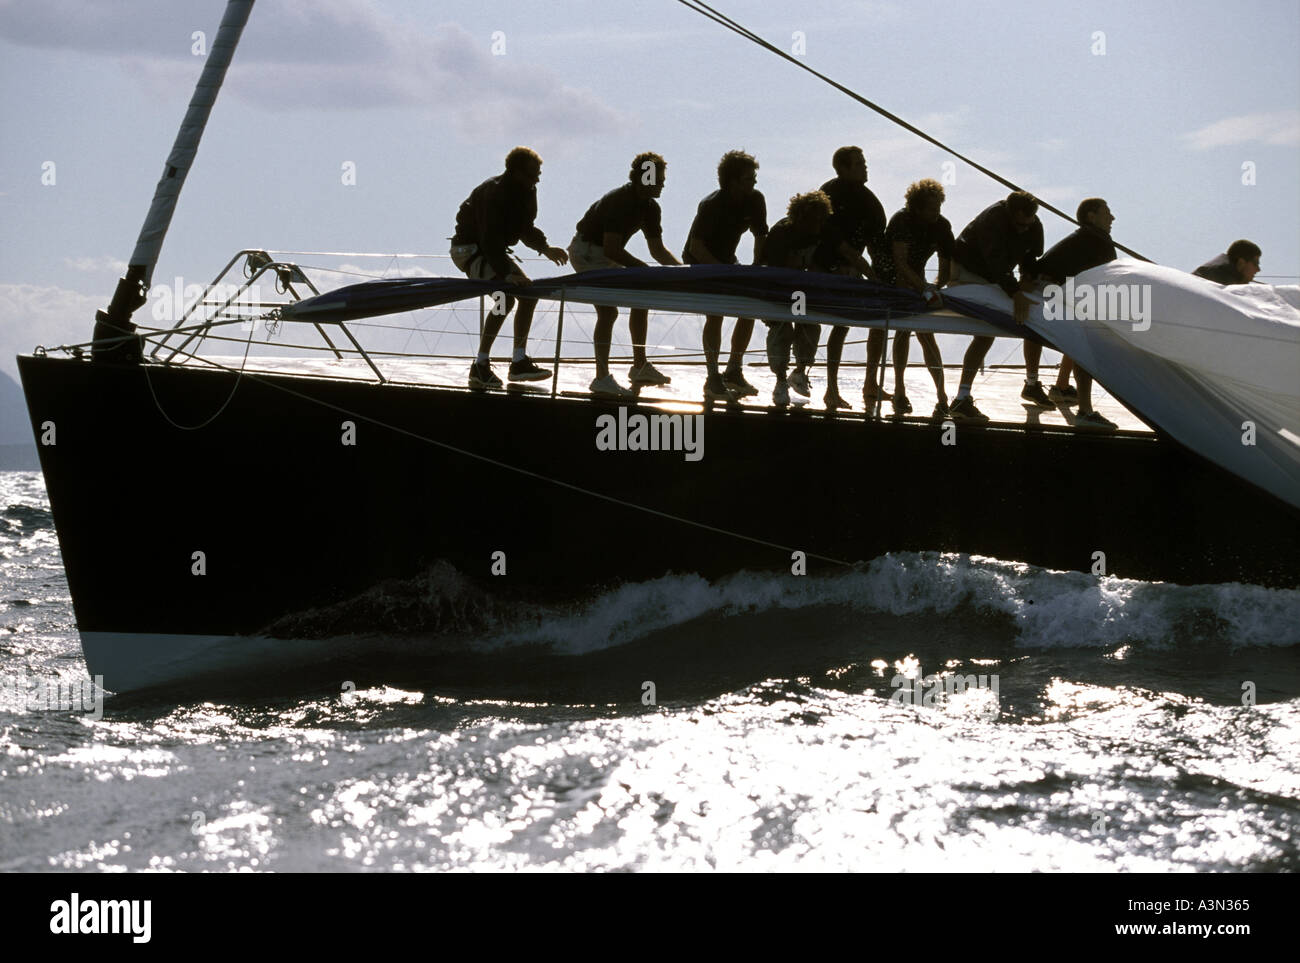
[449,242,499,281]
[568,235,621,272]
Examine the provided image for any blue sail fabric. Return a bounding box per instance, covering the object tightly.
[282,264,1035,340]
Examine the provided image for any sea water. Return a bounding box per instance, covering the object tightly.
[2,469,1298,871]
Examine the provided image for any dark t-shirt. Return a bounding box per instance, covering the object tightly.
[819,176,887,264]
[682,189,769,264]
[953,199,1045,296]
[1193,253,1245,285]
[760,217,829,271]
[452,174,548,279]
[877,208,955,287]
[1034,227,1117,285]
[575,182,663,246]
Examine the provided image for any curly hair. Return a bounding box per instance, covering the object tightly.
[504,146,542,174]
[629,151,667,184]
[905,178,946,212]
[787,190,833,220]
[717,150,758,188]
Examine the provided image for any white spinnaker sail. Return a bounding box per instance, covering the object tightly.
[950,260,1300,510]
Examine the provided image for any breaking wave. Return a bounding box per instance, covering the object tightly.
[261,552,1300,657]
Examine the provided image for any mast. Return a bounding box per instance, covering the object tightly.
[92,0,255,363]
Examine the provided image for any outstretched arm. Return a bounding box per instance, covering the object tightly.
[522,226,568,267]
[647,237,682,267]
[602,231,646,268]
[936,255,951,289]
[836,240,876,280]
[687,237,721,264]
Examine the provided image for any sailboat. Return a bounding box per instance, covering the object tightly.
[15,0,1300,694]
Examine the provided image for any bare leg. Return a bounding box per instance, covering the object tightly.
[703,314,723,377]
[826,325,848,396]
[959,336,994,392]
[893,331,911,396]
[594,306,618,379]
[728,317,754,370]
[477,299,511,357]
[511,297,538,354]
[863,328,890,399]
[1024,340,1042,383]
[629,307,649,369]
[1076,368,1095,413]
[1055,356,1075,389]
[916,332,947,404]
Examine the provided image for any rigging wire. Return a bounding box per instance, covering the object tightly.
[674,0,1153,263]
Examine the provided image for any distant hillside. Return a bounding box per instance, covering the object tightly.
[0,371,38,467]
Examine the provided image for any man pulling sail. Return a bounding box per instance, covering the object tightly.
[683,150,769,403]
[569,152,682,399]
[760,190,842,408]
[874,178,954,421]
[450,146,570,389]
[817,146,887,410]
[1193,240,1262,286]
[947,191,1045,423]
[1033,197,1119,430]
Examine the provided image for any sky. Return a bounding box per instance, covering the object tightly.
[1,0,1297,384]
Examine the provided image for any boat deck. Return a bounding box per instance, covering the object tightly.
[186,353,1151,433]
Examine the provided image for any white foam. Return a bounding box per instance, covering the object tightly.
[486,553,1300,655]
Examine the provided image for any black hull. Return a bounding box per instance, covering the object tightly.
[16,354,1300,686]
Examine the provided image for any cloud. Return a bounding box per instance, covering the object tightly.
[0,283,103,380]
[1182,110,1300,150]
[333,263,437,281]
[64,255,129,274]
[0,0,626,139]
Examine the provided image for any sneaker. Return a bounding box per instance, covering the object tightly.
[789,368,811,397]
[723,367,759,397]
[1074,410,1117,431]
[508,356,551,382]
[931,400,951,423]
[590,374,634,399]
[704,373,738,403]
[891,393,913,415]
[772,380,790,408]
[468,361,502,389]
[948,397,989,424]
[628,362,671,386]
[1048,385,1078,406]
[1020,382,1054,409]
[824,389,852,410]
